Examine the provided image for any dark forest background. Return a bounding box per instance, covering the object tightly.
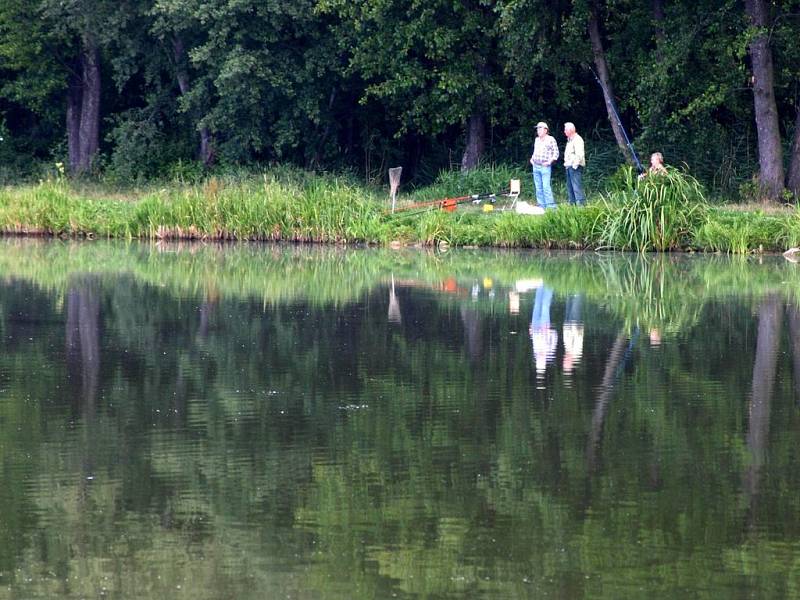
[0,0,798,200]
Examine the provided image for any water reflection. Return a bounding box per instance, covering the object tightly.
[0,240,798,598]
[562,293,584,378]
[66,276,101,411]
[388,275,401,324]
[587,330,635,471]
[787,304,800,406]
[530,284,557,379]
[745,294,782,528]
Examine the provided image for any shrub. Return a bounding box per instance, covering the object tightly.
[597,166,708,251]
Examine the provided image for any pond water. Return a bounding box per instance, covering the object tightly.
[0,239,799,599]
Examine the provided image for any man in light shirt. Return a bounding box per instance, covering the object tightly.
[529,121,559,210]
[563,122,586,206]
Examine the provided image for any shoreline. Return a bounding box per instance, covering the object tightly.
[1,171,797,253]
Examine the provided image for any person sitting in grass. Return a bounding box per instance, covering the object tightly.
[640,152,667,179]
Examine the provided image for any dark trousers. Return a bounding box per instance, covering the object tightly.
[566,166,585,206]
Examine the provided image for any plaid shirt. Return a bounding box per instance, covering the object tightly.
[532,135,559,166]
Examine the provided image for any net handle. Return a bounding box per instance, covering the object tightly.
[388,167,402,213]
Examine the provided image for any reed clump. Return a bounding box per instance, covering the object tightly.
[596,166,708,251]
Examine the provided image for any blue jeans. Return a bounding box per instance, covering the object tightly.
[531,286,554,329]
[566,166,585,206]
[564,294,583,324]
[531,164,555,209]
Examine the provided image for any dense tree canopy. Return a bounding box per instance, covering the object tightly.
[0,0,798,199]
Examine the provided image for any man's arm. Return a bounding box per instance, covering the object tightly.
[574,136,585,168]
[548,138,559,165]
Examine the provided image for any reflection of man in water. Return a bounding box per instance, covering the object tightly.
[562,294,585,375]
[388,275,401,324]
[530,285,558,377]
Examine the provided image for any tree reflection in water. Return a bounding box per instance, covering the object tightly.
[0,242,798,598]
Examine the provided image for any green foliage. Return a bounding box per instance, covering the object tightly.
[151,0,348,166]
[694,209,797,254]
[105,109,171,183]
[598,166,708,251]
[0,118,33,183]
[320,0,507,138]
[491,206,601,249]
[603,163,639,194]
[409,164,529,202]
[2,166,800,253]
[0,0,798,195]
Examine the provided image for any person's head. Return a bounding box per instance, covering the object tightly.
[650,152,664,168]
[564,122,576,138]
[536,122,549,138]
[649,328,662,346]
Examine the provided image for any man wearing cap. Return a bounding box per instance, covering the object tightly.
[529,122,559,210]
[563,122,586,206]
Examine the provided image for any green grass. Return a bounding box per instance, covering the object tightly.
[596,166,708,251]
[0,165,797,253]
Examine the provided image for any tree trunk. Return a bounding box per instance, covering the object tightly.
[172,36,215,167]
[651,0,665,25]
[76,35,101,175]
[199,127,214,167]
[787,105,800,197]
[588,0,631,163]
[461,112,486,172]
[651,0,665,56]
[66,65,82,174]
[308,87,338,169]
[745,0,785,201]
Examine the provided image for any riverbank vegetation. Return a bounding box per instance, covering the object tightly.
[1,166,798,252]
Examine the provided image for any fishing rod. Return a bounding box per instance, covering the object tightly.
[385,189,505,219]
[588,67,644,173]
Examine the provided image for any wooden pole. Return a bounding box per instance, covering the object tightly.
[389,167,402,213]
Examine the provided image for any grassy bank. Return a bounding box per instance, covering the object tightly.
[0,166,798,252]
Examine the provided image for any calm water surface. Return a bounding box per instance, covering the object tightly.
[0,239,799,599]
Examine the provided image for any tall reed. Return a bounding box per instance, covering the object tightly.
[597,166,707,251]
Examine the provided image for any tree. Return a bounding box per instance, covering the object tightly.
[0,0,67,164]
[745,0,784,200]
[789,108,800,197]
[149,1,216,166]
[320,0,508,171]
[170,35,215,167]
[0,0,137,175]
[496,0,643,165]
[67,33,101,175]
[587,0,634,163]
[150,0,350,167]
[775,4,800,197]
